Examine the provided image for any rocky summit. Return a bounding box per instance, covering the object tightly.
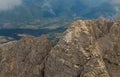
[0,18,120,77]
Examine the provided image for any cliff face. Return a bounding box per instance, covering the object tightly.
[45,18,120,77]
[45,19,110,77]
[0,18,120,77]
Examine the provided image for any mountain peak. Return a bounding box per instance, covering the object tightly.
[0,18,120,77]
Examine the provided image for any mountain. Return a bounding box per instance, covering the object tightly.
[0,18,120,77]
[0,0,119,29]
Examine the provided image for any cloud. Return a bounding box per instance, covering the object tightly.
[0,0,22,11]
[111,0,120,4]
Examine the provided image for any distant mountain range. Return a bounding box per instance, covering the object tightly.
[0,0,119,29]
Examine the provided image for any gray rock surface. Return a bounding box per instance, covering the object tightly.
[0,35,51,77]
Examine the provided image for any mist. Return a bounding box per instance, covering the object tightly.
[0,0,22,11]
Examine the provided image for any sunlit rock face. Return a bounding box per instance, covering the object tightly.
[45,18,120,77]
[45,19,109,77]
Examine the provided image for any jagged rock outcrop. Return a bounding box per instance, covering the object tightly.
[45,19,110,77]
[0,35,51,77]
[45,18,120,77]
[0,18,120,77]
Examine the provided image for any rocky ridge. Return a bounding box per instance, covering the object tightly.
[0,18,120,77]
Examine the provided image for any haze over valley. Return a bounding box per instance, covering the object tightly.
[0,0,120,29]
